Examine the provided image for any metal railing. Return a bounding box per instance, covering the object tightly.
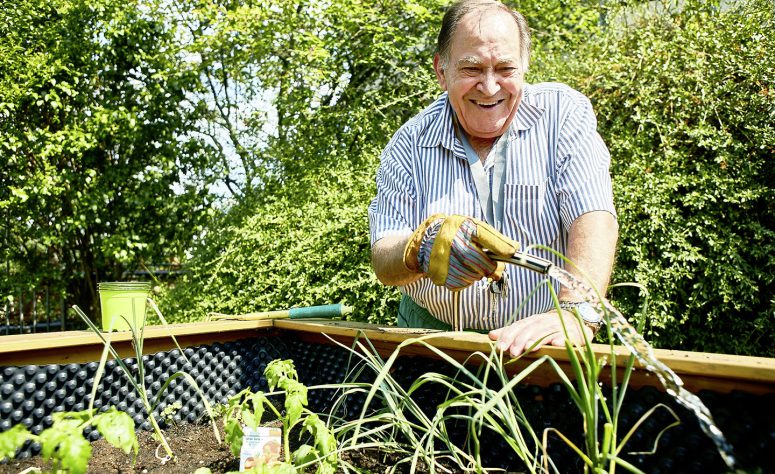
[1,286,66,335]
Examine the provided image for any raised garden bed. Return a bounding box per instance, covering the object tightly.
[1,320,774,473]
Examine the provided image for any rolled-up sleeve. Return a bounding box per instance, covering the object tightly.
[368,130,417,245]
[555,94,617,231]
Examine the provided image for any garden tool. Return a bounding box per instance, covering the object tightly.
[483,250,554,274]
[207,303,352,322]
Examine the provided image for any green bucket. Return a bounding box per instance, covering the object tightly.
[98,282,152,332]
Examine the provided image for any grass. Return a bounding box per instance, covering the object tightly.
[321,272,680,473]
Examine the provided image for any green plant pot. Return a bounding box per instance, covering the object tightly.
[98,282,152,332]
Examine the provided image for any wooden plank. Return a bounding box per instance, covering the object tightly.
[0,320,274,365]
[274,320,775,394]
[2,318,774,394]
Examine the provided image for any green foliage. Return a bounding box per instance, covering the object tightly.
[224,359,338,473]
[0,0,218,314]
[166,0,443,201]
[158,0,773,356]
[0,408,138,474]
[3,0,771,356]
[549,0,774,356]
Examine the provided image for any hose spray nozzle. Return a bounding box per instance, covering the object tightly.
[484,250,554,275]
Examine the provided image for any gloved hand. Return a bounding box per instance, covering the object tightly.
[403,214,520,290]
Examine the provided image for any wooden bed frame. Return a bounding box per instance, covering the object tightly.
[2,319,774,395]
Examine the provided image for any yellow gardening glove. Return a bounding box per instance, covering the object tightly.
[403,214,520,290]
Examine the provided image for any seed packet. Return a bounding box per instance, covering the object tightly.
[239,426,282,471]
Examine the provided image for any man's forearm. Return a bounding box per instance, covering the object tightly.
[558,211,619,302]
[371,234,424,286]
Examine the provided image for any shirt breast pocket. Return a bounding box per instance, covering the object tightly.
[504,180,560,247]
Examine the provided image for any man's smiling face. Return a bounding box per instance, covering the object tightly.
[434,7,525,145]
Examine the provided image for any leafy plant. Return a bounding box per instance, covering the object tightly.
[0,408,138,474]
[544,0,775,356]
[223,359,338,474]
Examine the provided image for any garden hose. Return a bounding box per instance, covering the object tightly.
[207,303,353,321]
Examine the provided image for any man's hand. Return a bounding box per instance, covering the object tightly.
[403,214,519,290]
[488,309,593,357]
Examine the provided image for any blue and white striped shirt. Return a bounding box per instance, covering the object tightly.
[368,83,616,330]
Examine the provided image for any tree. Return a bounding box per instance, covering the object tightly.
[166,0,444,202]
[159,0,446,322]
[0,0,218,315]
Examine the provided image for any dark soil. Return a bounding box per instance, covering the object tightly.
[0,423,404,474]
[1,423,235,474]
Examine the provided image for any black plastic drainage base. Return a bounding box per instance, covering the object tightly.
[1,335,774,473]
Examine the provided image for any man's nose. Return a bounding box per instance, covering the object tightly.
[477,71,500,96]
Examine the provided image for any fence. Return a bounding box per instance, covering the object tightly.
[1,286,67,335]
[0,264,183,335]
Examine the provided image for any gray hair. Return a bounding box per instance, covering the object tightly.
[436,0,531,71]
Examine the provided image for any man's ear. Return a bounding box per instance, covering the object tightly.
[433,54,447,90]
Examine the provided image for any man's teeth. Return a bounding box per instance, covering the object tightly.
[475,100,500,106]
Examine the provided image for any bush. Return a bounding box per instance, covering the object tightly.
[559,0,774,356]
[159,153,400,325]
[164,0,774,357]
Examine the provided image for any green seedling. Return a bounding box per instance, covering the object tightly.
[161,401,183,427]
[537,270,682,474]
[0,408,138,474]
[223,359,338,474]
[73,302,221,462]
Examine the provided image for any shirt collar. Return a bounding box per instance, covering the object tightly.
[416,93,458,150]
[418,86,544,150]
[511,85,544,132]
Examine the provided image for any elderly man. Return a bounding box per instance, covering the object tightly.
[368,0,618,356]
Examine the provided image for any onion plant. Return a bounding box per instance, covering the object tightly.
[73,300,221,462]
[328,332,547,472]
[328,281,678,473]
[539,282,679,473]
